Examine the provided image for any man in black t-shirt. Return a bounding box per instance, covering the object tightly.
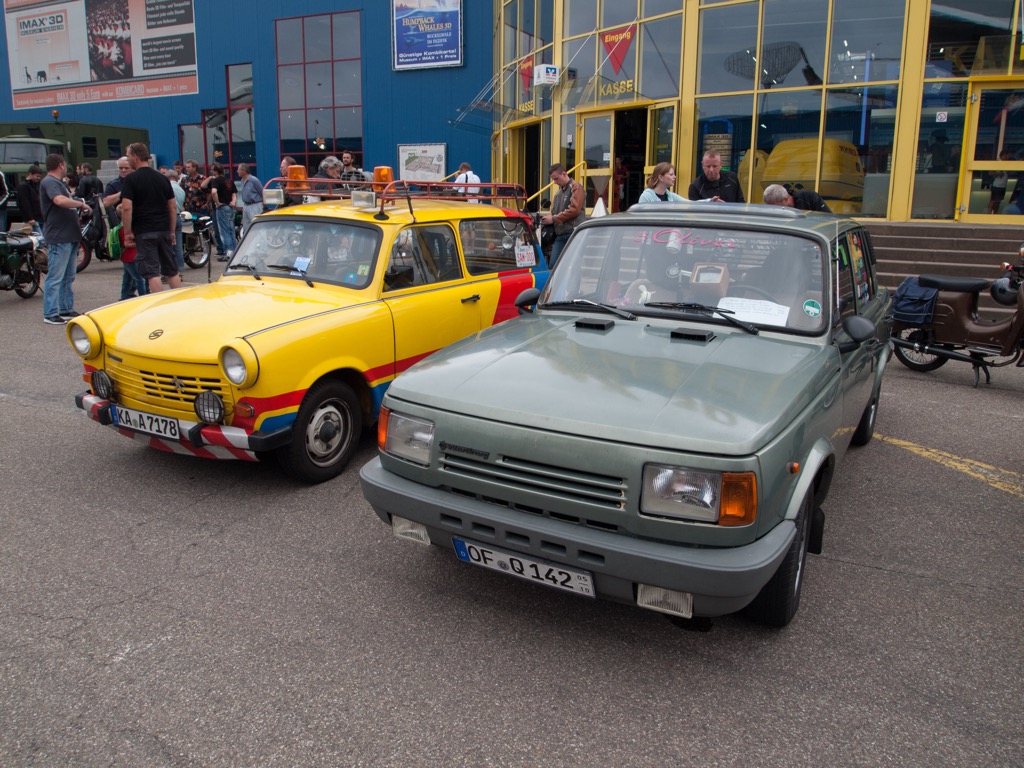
[121,142,180,293]
[762,183,832,212]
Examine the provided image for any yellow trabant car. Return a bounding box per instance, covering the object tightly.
[67,176,549,483]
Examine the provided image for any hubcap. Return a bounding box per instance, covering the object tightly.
[304,401,350,467]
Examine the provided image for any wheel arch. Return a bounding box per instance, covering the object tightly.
[785,438,835,521]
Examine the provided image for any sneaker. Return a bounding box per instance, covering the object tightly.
[59,310,80,319]
[44,315,67,325]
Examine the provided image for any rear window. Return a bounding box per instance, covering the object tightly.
[458,218,538,276]
[542,223,827,333]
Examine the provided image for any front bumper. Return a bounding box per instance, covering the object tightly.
[75,392,292,461]
[360,457,794,618]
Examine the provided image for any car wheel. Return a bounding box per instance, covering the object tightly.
[14,261,40,298]
[76,243,92,273]
[893,327,947,372]
[277,380,362,484]
[745,493,811,628]
[851,384,880,447]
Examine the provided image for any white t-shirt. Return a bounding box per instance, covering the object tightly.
[456,171,481,202]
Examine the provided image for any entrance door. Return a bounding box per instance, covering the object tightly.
[579,108,649,212]
[580,112,613,213]
[961,83,1024,221]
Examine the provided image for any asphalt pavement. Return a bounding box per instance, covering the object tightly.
[1,260,1022,767]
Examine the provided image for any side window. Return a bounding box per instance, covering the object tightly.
[834,235,857,324]
[421,225,461,282]
[459,218,536,276]
[847,229,875,305]
[384,225,460,291]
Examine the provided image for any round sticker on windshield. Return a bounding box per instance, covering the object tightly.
[803,299,822,317]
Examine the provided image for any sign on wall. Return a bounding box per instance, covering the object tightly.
[398,142,446,182]
[391,0,462,71]
[4,0,199,110]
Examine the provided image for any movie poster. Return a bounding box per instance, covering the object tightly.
[392,0,462,71]
[5,0,198,109]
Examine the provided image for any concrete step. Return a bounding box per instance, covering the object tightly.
[868,236,1019,255]
[872,246,1014,266]
[876,259,1008,277]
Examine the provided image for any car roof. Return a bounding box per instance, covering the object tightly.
[597,201,860,240]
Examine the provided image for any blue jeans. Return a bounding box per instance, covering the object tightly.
[174,216,184,271]
[43,240,77,317]
[215,205,236,254]
[549,233,571,269]
[120,261,148,300]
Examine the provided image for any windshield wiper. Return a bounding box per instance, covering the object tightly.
[645,302,759,335]
[266,262,314,287]
[230,262,262,280]
[540,299,637,321]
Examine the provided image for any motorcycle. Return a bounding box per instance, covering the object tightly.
[890,246,1024,386]
[77,194,116,273]
[0,231,42,298]
[181,211,214,269]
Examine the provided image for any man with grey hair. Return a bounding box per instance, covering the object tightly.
[237,163,264,237]
[762,183,832,212]
[306,155,342,201]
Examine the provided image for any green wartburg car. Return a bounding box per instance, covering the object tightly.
[360,202,892,627]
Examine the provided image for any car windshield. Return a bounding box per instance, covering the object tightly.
[228,219,382,288]
[540,223,827,333]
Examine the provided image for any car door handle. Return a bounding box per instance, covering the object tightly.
[461,294,481,303]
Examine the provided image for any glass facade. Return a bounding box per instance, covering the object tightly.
[275,11,363,176]
[496,0,1024,222]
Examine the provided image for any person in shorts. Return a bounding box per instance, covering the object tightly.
[120,142,181,293]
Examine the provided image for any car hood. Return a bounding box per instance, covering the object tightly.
[387,314,839,455]
[88,278,369,356]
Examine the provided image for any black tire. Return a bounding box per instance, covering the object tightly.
[277,380,362,484]
[184,232,211,269]
[893,327,947,372]
[851,384,880,447]
[76,243,92,273]
[14,260,40,298]
[745,493,811,627]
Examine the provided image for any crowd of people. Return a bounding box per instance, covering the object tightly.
[23,145,841,327]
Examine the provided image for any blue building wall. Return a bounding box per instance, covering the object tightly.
[0,1,493,180]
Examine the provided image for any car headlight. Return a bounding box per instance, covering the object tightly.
[220,343,258,388]
[379,406,435,466]
[641,465,757,525]
[67,318,102,360]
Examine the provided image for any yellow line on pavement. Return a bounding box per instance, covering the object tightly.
[878,435,1024,499]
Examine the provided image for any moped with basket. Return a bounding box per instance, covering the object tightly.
[890,245,1024,386]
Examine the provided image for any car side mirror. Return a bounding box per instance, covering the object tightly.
[515,287,541,314]
[837,314,876,353]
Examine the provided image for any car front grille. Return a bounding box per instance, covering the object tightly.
[105,351,233,415]
[441,451,626,532]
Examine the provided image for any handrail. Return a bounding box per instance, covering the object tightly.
[525,161,587,207]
